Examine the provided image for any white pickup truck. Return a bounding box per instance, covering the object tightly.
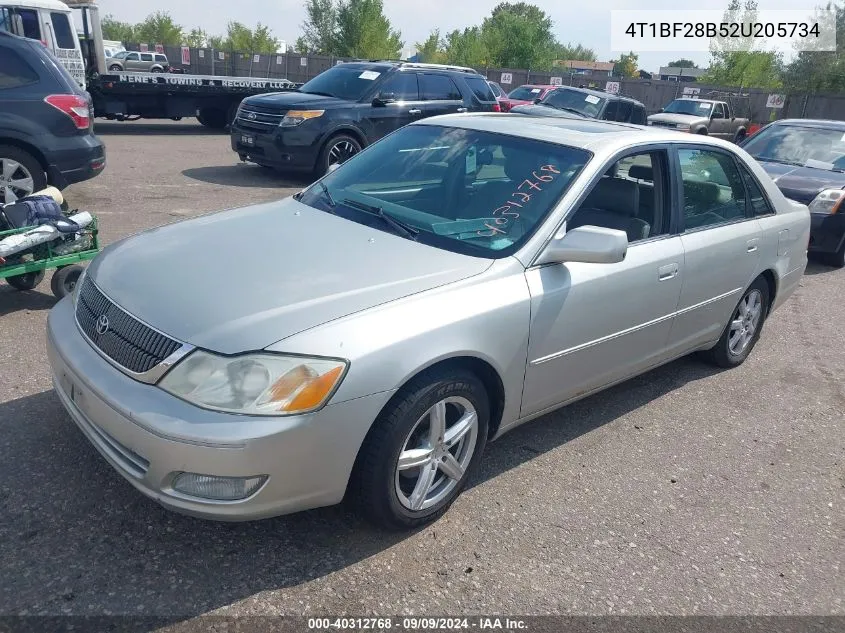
[647,98,750,142]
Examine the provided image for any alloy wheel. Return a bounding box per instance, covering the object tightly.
[0,158,35,204]
[327,140,358,167]
[728,289,763,356]
[394,396,479,512]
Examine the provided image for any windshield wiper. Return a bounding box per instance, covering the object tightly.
[317,181,336,210]
[545,105,585,117]
[755,156,803,167]
[342,198,419,240]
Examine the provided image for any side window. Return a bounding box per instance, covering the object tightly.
[679,148,749,230]
[17,9,40,40]
[712,103,725,119]
[126,52,140,61]
[140,53,153,62]
[0,48,40,89]
[631,105,646,125]
[50,12,75,49]
[379,72,419,101]
[602,101,618,121]
[420,74,461,101]
[155,54,168,63]
[568,151,670,243]
[615,101,632,122]
[739,165,775,216]
[464,76,496,102]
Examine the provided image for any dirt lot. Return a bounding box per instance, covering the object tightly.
[0,120,843,619]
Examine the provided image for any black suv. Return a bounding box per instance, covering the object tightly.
[231,61,500,176]
[510,86,647,125]
[0,32,105,205]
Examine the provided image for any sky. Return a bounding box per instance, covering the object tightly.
[95,0,826,72]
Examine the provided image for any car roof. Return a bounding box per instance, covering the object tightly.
[549,85,645,107]
[2,0,70,10]
[415,112,735,151]
[767,118,845,131]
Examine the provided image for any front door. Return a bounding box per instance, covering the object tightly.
[667,146,762,353]
[367,71,424,142]
[521,148,685,417]
[709,103,731,139]
[123,52,140,70]
[419,73,465,118]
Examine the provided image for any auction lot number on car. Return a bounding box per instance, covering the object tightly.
[308,617,527,630]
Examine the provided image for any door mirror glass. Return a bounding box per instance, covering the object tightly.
[536,225,628,265]
[374,92,396,106]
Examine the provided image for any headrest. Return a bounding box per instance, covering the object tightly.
[582,178,639,217]
[628,165,653,181]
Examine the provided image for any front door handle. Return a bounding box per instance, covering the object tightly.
[408,108,422,115]
[658,263,679,281]
[746,238,759,252]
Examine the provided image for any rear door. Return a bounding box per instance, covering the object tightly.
[139,52,154,71]
[45,10,85,89]
[667,145,763,352]
[419,73,464,118]
[463,75,499,112]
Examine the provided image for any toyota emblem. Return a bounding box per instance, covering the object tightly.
[247,112,257,120]
[95,314,109,335]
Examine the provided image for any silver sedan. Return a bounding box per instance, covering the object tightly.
[47,115,810,529]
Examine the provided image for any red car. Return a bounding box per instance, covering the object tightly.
[500,84,559,112]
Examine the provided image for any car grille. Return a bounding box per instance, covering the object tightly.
[75,277,182,375]
[236,103,286,132]
[649,121,677,128]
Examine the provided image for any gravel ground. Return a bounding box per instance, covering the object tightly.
[0,119,842,620]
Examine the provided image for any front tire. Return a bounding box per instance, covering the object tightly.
[350,368,489,530]
[734,130,747,144]
[823,240,845,268]
[699,277,769,368]
[316,134,361,177]
[196,108,227,129]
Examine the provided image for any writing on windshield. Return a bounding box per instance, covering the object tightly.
[479,166,562,236]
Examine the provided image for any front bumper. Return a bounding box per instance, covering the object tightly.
[230,121,324,171]
[46,297,392,521]
[808,212,845,255]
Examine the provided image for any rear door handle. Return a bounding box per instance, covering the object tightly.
[408,109,422,115]
[658,263,679,281]
[746,238,760,252]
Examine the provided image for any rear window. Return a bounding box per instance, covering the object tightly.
[50,12,75,49]
[0,47,39,89]
[464,76,496,102]
[420,74,462,101]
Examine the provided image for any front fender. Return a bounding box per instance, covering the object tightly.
[266,258,531,434]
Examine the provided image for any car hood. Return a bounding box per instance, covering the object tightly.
[86,198,492,354]
[510,104,585,119]
[648,112,704,125]
[244,91,348,109]
[756,160,845,205]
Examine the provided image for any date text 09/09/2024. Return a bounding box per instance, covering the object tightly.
[307,617,528,630]
[625,21,822,38]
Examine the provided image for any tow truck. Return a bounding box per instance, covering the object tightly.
[0,0,300,128]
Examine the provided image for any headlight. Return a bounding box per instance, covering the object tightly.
[808,188,845,214]
[159,350,348,416]
[280,110,325,127]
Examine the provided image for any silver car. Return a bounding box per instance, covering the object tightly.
[47,115,810,529]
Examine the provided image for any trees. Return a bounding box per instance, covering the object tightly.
[134,11,183,46]
[444,28,488,68]
[334,0,403,59]
[481,2,557,69]
[416,31,446,64]
[297,0,338,54]
[101,15,136,42]
[667,58,698,68]
[612,52,639,78]
[184,28,208,48]
[555,43,597,62]
[783,2,845,94]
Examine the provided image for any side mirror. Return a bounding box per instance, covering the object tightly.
[535,225,628,265]
[534,98,542,104]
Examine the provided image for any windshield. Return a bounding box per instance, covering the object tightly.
[541,88,606,117]
[508,86,545,101]
[742,124,845,171]
[663,99,712,116]
[299,65,387,100]
[297,124,590,257]
[111,51,129,59]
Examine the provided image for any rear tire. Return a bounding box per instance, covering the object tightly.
[699,277,769,368]
[0,145,46,205]
[50,265,84,299]
[196,108,227,130]
[6,270,45,291]
[349,368,489,530]
[734,130,747,144]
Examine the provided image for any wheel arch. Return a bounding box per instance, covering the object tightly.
[0,138,49,174]
[758,268,778,312]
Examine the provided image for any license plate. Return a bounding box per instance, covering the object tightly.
[241,134,254,146]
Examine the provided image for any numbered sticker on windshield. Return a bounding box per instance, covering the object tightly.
[359,71,381,80]
[584,95,600,104]
[699,102,712,109]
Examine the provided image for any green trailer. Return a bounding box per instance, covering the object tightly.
[0,216,99,299]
